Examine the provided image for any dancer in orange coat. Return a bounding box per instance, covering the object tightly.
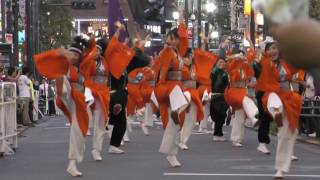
[140,65,156,135]
[194,37,218,132]
[224,50,259,147]
[179,48,204,150]
[155,9,189,167]
[255,41,302,179]
[80,38,110,161]
[34,36,90,177]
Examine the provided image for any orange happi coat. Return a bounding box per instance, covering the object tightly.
[34,49,89,136]
[255,56,302,132]
[224,57,254,110]
[104,36,136,79]
[194,48,218,99]
[181,65,205,123]
[140,66,156,104]
[154,23,188,129]
[80,46,110,122]
[127,68,145,116]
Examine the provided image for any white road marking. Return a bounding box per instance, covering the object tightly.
[44,127,70,130]
[164,173,320,178]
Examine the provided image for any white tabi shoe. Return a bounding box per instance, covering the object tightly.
[141,125,149,136]
[213,136,227,142]
[86,131,92,136]
[274,170,284,179]
[108,146,125,154]
[91,149,102,161]
[166,155,182,167]
[232,142,243,147]
[291,155,299,161]
[178,143,189,150]
[257,143,271,155]
[67,160,83,177]
[123,133,130,142]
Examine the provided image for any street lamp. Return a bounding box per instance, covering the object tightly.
[173,11,180,20]
[205,2,217,13]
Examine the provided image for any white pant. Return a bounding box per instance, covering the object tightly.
[230,96,258,143]
[267,92,297,173]
[92,99,107,152]
[242,96,258,122]
[143,103,154,127]
[60,77,85,163]
[180,102,197,145]
[199,103,210,130]
[159,108,180,155]
[230,109,246,143]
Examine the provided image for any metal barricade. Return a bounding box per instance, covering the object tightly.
[300,96,320,138]
[0,82,18,155]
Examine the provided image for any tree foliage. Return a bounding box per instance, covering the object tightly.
[40,0,74,51]
[310,0,320,20]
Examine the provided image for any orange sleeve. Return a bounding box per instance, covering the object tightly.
[178,23,188,57]
[104,36,135,79]
[246,48,255,65]
[33,49,69,80]
[80,47,97,80]
[158,49,173,84]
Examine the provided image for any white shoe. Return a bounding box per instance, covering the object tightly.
[257,143,271,154]
[178,143,189,150]
[166,155,181,167]
[213,136,226,142]
[67,160,82,177]
[232,142,243,147]
[123,134,130,142]
[308,132,316,137]
[274,170,284,179]
[141,125,149,136]
[108,146,124,154]
[91,149,102,161]
[65,123,71,127]
[86,131,92,136]
[291,155,299,161]
[120,141,125,146]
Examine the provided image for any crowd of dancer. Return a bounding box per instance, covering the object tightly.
[33,8,310,179]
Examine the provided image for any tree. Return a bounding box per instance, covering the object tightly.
[39,0,74,51]
[310,0,320,20]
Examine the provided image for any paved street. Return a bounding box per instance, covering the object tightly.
[1,116,320,180]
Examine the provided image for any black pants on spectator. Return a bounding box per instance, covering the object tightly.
[210,95,228,137]
[109,89,127,147]
[29,101,35,123]
[256,91,272,144]
[48,99,56,115]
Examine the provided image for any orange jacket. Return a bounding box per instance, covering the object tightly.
[224,58,254,110]
[34,49,89,136]
[255,56,302,132]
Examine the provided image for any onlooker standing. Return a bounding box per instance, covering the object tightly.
[17,67,34,127]
[39,79,49,115]
[28,75,37,124]
[47,81,56,116]
[4,67,20,82]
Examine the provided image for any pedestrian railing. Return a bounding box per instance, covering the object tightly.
[0,82,18,155]
[300,96,320,138]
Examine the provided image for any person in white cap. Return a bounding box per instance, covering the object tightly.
[34,36,91,177]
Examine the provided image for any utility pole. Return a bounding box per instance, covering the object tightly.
[12,0,19,67]
[250,8,255,47]
[184,0,188,26]
[197,0,201,48]
[1,0,5,42]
